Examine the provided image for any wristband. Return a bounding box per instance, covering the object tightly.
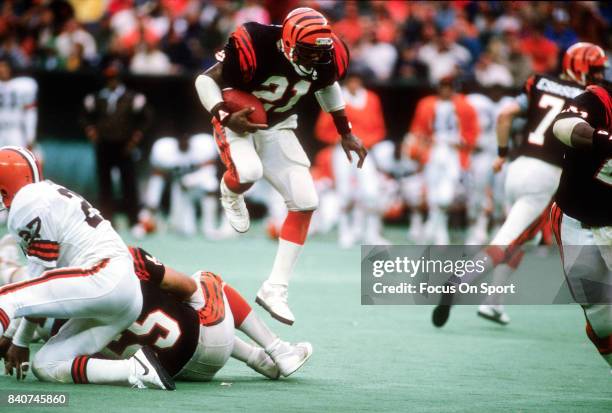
[497,146,509,157]
[333,115,352,135]
[211,102,231,126]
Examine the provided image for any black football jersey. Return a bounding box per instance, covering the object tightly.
[554,85,612,226]
[104,247,200,377]
[218,22,349,126]
[518,74,585,166]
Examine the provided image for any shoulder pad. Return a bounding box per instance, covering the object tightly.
[332,34,349,81]
[586,85,612,129]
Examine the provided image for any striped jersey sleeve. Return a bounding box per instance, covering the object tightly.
[220,25,258,86]
[129,246,165,286]
[8,187,59,268]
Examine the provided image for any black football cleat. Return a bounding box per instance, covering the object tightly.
[432,288,455,328]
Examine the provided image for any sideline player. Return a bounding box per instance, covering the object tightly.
[134,132,229,239]
[432,42,607,327]
[0,146,173,389]
[315,70,387,247]
[1,243,312,384]
[194,7,366,325]
[406,75,479,245]
[465,83,515,245]
[551,76,611,371]
[0,58,37,150]
[0,58,37,225]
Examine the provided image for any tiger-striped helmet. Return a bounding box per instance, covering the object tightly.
[562,42,608,86]
[281,7,334,68]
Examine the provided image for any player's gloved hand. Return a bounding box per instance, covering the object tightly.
[341,133,368,168]
[0,335,12,359]
[4,343,30,381]
[226,107,268,134]
[492,156,506,173]
[186,272,205,311]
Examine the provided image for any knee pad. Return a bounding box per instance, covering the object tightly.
[235,159,263,184]
[32,356,72,384]
[286,170,319,211]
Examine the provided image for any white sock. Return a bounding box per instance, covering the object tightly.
[238,311,278,349]
[409,211,423,237]
[338,210,351,240]
[201,195,218,235]
[353,206,366,241]
[365,212,382,242]
[483,264,514,307]
[85,358,132,385]
[144,174,165,210]
[434,208,449,245]
[231,336,255,362]
[267,238,303,286]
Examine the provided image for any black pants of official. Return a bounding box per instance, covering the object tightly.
[95,142,139,226]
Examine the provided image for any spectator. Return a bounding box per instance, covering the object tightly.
[354,26,398,82]
[130,40,173,74]
[234,0,270,27]
[417,27,471,84]
[499,30,533,87]
[394,44,428,82]
[332,1,364,47]
[544,7,578,53]
[520,21,558,74]
[118,14,160,51]
[474,51,513,88]
[55,18,97,63]
[81,62,152,229]
[371,2,398,44]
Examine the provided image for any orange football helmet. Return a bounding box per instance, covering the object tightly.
[562,42,608,86]
[281,7,334,69]
[0,146,42,210]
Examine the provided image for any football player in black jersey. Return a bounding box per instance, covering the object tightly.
[0,244,312,387]
[195,7,367,326]
[551,72,612,371]
[432,42,607,328]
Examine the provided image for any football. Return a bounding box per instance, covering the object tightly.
[222,88,267,125]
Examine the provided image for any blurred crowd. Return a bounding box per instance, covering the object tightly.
[0,0,610,84]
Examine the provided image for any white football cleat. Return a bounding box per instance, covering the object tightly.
[220,180,250,233]
[477,304,510,325]
[256,281,295,325]
[265,339,313,378]
[247,347,280,380]
[128,347,176,390]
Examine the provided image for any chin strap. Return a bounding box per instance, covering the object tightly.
[280,40,318,80]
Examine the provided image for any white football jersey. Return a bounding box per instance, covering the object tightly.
[467,93,515,154]
[150,133,217,172]
[0,76,38,147]
[8,181,130,270]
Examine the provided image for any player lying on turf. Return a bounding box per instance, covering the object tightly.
[551,77,612,371]
[0,240,312,388]
[195,7,366,326]
[431,43,607,327]
[0,146,177,389]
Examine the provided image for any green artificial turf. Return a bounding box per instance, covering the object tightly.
[1,225,611,412]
